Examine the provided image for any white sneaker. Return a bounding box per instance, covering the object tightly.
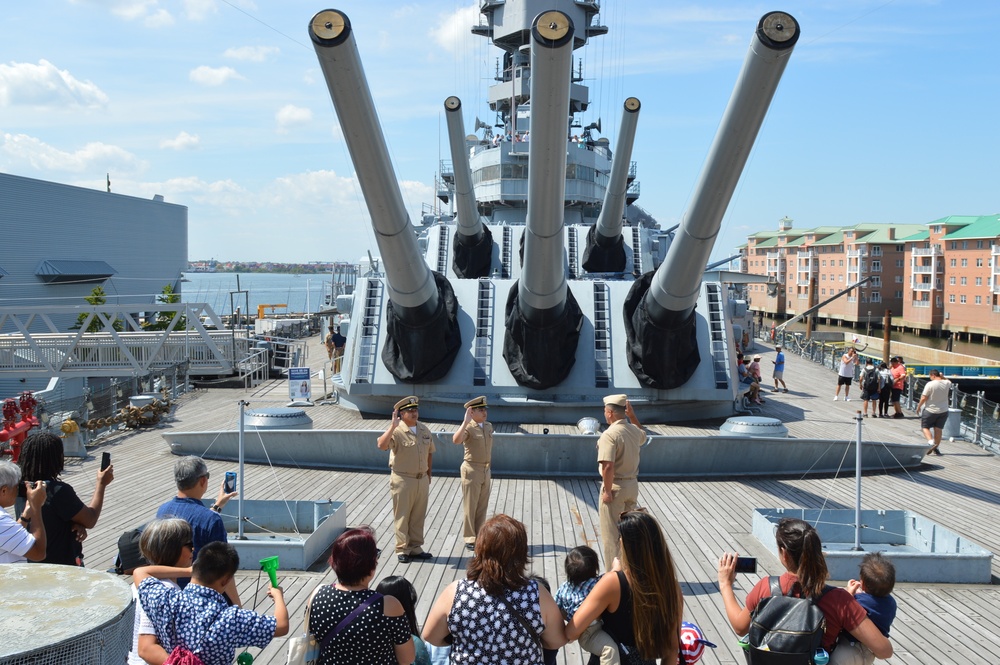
[833,396,839,401]
[846,397,850,402]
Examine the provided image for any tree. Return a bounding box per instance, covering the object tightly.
[144,284,187,331]
[70,286,124,332]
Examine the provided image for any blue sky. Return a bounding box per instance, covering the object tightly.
[2,1,998,265]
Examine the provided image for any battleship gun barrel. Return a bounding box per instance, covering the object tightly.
[311,10,461,381]
[310,10,438,316]
[444,96,493,278]
[503,10,583,389]
[583,97,640,272]
[646,12,799,323]
[625,11,799,389]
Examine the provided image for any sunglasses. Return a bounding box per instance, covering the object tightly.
[184,542,194,549]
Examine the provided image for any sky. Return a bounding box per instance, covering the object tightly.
[2,1,999,265]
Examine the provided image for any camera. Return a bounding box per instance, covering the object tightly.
[735,556,757,574]
[224,471,237,494]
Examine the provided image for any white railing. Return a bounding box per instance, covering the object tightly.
[911,300,931,308]
[911,282,934,291]
[912,247,943,256]
[912,265,934,273]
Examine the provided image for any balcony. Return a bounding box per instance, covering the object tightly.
[912,265,934,273]
[912,247,943,257]
[911,282,933,291]
[847,249,867,258]
[911,300,931,308]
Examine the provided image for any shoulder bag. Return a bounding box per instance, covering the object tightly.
[286,588,383,665]
[491,589,544,659]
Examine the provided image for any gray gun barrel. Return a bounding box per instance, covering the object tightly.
[444,97,484,242]
[310,10,438,318]
[445,96,493,278]
[503,10,583,390]
[519,10,574,323]
[583,97,640,272]
[594,97,641,243]
[624,11,798,390]
[645,12,799,324]
[311,10,461,382]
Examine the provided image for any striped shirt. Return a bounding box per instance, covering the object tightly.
[0,511,34,563]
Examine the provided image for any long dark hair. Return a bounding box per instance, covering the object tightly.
[376,576,419,635]
[618,511,683,661]
[466,514,530,596]
[18,432,64,482]
[775,517,828,597]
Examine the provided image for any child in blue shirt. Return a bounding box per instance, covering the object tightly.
[554,546,618,665]
[833,552,897,665]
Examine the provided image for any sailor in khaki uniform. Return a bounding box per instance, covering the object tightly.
[596,394,645,571]
[377,396,435,563]
[452,396,494,551]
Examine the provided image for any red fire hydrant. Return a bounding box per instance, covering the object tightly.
[0,392,39,463]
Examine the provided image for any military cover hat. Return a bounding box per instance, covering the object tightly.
[394,396,419,411]
[603,394,628,407]
[464,396,488,409]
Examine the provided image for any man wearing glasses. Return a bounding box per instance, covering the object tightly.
[596,395,644,572]
[378,396,435,563]
[452,396,494,551]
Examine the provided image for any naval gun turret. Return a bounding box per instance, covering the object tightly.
[503,10,584,390]
[310,10,461,382]
[625,11,799,389]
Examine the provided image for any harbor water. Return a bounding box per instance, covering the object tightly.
[181,272,329,316]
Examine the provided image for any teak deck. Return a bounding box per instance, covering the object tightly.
[39,336,1000,664]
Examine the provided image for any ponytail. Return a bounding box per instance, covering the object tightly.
[775,518,828,597]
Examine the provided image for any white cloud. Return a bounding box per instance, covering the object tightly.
[1,133,145,175]
[0,60,109,108]
[144,8,174,27]
[160,131,201,150]
[182,0,218,21]
[223,45,280,62]
[430,3,480,53]
[189,66,244,86]
[275,105,313,133]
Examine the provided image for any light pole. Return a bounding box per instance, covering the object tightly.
[866,310,872,337]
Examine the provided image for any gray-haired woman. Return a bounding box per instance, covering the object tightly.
[127,518,195,665]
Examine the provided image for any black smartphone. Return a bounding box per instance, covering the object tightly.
[101,452,112,471]
[224,471,237,493]
[735,556,757,574]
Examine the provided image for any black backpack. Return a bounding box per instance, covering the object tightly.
[114,526,148,574]
[862,368,879,394]
[746,577,829,665]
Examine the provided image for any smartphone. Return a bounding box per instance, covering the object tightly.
[735,556,757,574]
[101,452,112,471]
[224,471,237,494]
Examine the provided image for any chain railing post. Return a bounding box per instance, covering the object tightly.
[975,391,984,444]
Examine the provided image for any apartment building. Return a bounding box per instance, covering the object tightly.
[904,214,1000,337]
[742,217,924,326]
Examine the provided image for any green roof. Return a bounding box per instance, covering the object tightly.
[811,231,845,246]
[784,236,809,247]
[926,215,978,229]
[942,215,1000,240]
[853,224,927,243]
[899,230,930,242]
[753,237,781,248]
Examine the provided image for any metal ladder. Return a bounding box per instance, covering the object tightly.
[568,227,578,278]
[705,283,730,389]
[501,226,513,278]
[437,226,449,274]
[631,227,643,277]
[473,278,495,386]
[593,281,612,388]
[356,278,384,384]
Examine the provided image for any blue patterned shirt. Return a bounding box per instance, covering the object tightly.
[138,578,277,665]
[554,577,599,619]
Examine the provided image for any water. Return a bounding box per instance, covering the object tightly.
[180,273,329,316]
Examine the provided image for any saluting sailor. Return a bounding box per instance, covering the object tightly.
[596,394,645,571]
[452,396,494,551]
[377,396,435,563]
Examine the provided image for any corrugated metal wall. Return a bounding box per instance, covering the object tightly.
[0,172,188,332]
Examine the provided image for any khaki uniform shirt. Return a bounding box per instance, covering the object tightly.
[596,420,643,480]
[388,422,435,474]
[461,421,494,465]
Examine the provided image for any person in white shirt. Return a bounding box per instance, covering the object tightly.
[916,370,952,456]
[0,459,46,563]
[835,347,860,401]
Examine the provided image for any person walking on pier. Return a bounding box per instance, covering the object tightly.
[596,394,645,572]
[452,396,493,552]
[916,369,952,455]
[772,346,788,393]
[378,396,435,564]
[890,357,907,418]
[876,361,893,417]
[835,347,859,401]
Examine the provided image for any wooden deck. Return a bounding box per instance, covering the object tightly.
[33,335,1000,664]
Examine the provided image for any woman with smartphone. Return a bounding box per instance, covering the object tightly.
[16,431,114,566]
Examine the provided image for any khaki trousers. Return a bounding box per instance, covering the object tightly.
[579,621,620,665]
[829,639,876,665]
[390,471,428,555]
[598,478,639,571]
[460,462,491,544]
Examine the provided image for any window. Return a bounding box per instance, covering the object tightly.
[976,296,982,304]
[895,275,903,283]
[936,296,942,306]
[960,295,967,304]
[821,288,826,295]
[822,260,827,267]
[896,245,904,251]
[871,260,881,272]
[839,275,844,282]
[896,259,904,268]
[977,258,984,267]
[821,274,826,281]
[962,241,968,249]
[977,240,985,249]
[951,241,957,249]
[950,276,956,285]
[871,292,881,303]
[932,225,942,233]
[962,259,968,267]
[839,260,844,267]
[871,246,882,256]
[949,294,956,303]
[976,277,983,286]
[895,290,903,298]
[950,259,957,267]
[870,276,881,287]
[961,277,967,285]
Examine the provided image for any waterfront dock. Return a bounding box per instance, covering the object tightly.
[44,334,1000,664]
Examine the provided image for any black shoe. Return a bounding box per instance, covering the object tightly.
[893,413,904,419]
[465,543,475,551]
[412,551,433,560]
[397,554,411,564]
[931,448,943,456]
